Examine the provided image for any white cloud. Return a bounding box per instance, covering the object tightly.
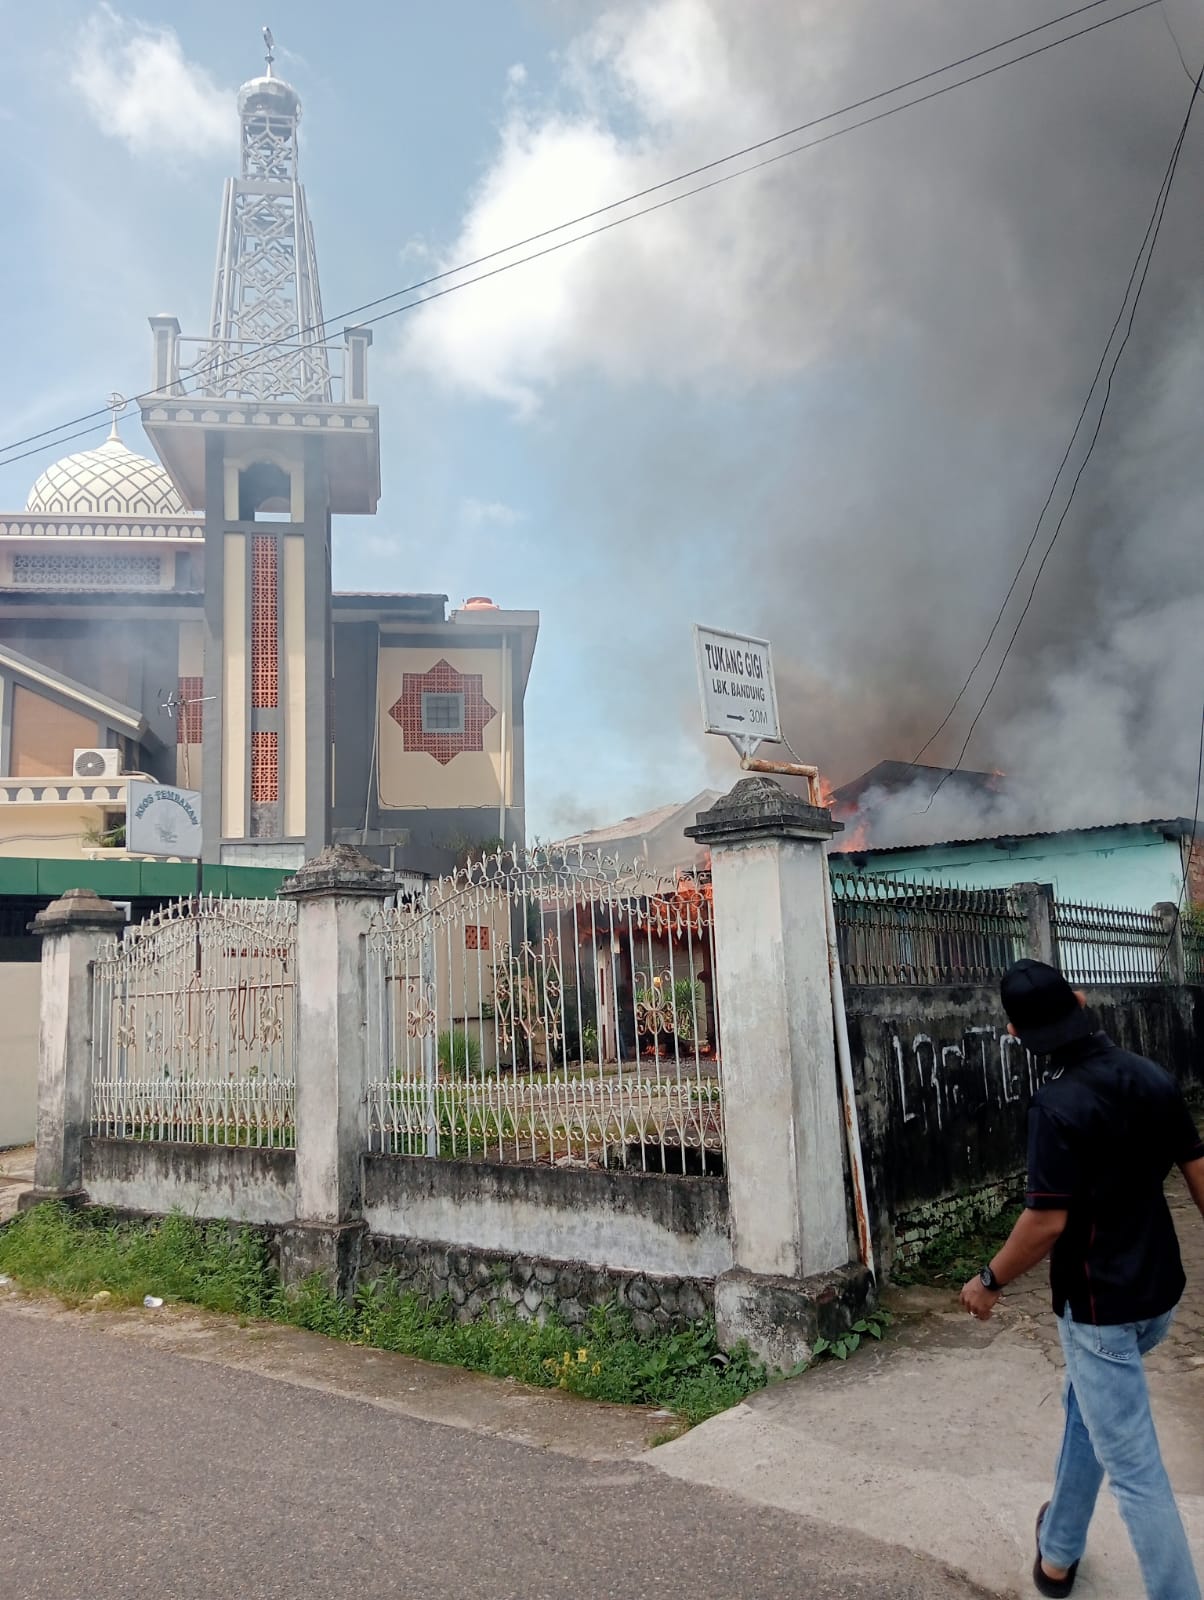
[400,0,853,411]
[70,5,232,160]
[461,497,524,529]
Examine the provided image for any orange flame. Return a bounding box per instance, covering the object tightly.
[818,771,870,852]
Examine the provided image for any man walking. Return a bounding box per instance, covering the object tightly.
[959,959,1204,1599]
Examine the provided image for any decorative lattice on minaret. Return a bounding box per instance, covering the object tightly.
[201,29,330,404]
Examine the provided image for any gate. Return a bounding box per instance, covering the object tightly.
[365,848,724,1173]
[90,896,297,1146]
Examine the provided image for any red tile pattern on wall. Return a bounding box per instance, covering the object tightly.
[177,675,204,745]
[465,925,491,951]
[251,536,279,709]
[251,731,279,803]
[387,659,497,766]
[1188,839,1204,908]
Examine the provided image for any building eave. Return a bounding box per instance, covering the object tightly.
[831,816,1199,860]
[0,643,149,741]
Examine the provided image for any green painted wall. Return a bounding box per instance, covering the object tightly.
[834,825,1185,911]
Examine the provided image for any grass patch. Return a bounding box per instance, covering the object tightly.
[889,1203,1022,1289]
[0,1204,278,1316]
[0,1204,766,1426]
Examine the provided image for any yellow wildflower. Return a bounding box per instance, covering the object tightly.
[577,1348,588,1363]
[592,1362,602,1376]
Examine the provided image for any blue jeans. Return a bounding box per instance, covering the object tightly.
[1041,1305,1200,1600]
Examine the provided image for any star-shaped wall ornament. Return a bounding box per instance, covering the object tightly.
[388,658,497,765]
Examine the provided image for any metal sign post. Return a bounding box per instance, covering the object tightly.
[690,620,873,1275]
[127,782,203,860]
[693,623,782,759]
[126,781,206,966]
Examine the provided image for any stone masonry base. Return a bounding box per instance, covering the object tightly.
[892,1173,1024,1270]
[359,1232,714,1335]
[715,1263,877,1370]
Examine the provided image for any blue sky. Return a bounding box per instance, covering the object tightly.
[2,1,1203,843]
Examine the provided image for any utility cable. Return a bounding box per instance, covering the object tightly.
[913,54,1202,811]
[1159,0,1195,82]
[911,149,1176,769]
[0,0,1162,470]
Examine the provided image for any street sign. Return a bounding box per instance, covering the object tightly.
[126,781,203,859]
[693,623,781,757]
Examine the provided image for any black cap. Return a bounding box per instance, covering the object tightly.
[1000,959,1094,1054]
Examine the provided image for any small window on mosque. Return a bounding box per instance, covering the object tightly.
[421,692,465,734]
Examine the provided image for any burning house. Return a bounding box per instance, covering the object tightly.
[0,46,537,900]
[827,762,1199,911]
[542,796,721,1073]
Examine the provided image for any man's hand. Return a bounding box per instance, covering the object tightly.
[1182,1155,1204,1221]
[960,1275,1002,1321]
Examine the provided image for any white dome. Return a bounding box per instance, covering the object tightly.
[26,432,184,517]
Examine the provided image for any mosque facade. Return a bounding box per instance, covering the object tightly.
[0,49,536,885]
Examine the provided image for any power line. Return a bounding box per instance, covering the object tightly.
[1158,0,1195,82]
[912,130,1177,768]
[0,0,1162,470]
[913,54,1203,812]
[1179,702,1204,911]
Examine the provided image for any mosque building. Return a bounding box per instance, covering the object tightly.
[0,44,537,901]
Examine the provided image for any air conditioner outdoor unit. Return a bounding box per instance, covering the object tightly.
[73,747,121,780]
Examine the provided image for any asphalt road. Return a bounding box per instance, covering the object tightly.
[0,1308,985,1600]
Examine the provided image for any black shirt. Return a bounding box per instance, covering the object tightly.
[1025,1032,1204,1324]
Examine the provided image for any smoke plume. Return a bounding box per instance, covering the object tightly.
[400,0,1204,845]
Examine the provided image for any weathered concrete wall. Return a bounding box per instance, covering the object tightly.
[359,1232,714,1334]
[847,983,1204,1274]
[82,1137,296,1225]
[361,1154,731,1280]
[0,962,39,1148]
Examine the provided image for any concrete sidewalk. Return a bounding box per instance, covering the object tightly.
[651,1184,1204,1599]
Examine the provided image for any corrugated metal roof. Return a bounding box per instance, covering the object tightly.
[553,790,724,849]
[332,591,448,601]
[832,817,1198,858]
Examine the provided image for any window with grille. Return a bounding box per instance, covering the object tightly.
[421,692,465,734]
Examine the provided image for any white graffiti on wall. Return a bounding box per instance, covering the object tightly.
[890,1023,1059,1131]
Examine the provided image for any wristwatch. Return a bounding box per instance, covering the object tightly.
[979,1264,1004,1292]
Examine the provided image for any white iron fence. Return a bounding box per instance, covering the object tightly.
[366,849,724,1174]
[90,896,297,1146]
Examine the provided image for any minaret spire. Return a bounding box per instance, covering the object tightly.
[140,33,379,866]
[203,34,329,403]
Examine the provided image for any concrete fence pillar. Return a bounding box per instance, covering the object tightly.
[1154,901,1185,985]
[1016,881,1056,965]
[277,844,393,1292]
[21,889,126,1210]
[686,778,872,1368]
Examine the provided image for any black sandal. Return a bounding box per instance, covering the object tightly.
[1033,1502,1079,1597]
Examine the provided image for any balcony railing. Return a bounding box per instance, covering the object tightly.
[148,319,373,407]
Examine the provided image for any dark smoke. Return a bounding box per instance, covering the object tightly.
[402,1,1204,845]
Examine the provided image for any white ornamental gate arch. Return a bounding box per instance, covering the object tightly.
[90,896,297,1146]
[365,847,725,1173]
